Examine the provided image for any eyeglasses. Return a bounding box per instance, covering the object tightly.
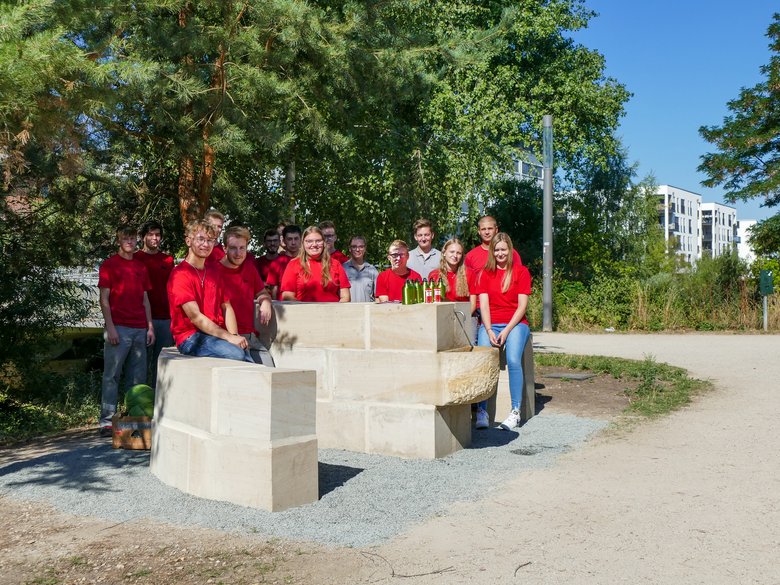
[388,253,406,259]
[349,245,366,250]
[191,236,216,245]
[304,239,324,246]
[323,234,337,240]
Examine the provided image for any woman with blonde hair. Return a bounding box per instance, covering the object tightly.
[428,238,476,310]
[280,226,351,302]
[473,232,532,430]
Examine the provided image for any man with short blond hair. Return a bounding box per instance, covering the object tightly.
[219,226,275,366]
[465,215,522,271]
[167,220,251,362]
[406,218,440,280]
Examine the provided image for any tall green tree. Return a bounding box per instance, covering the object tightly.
[699,12,780,208]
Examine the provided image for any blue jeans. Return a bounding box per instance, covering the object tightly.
[477,322,531,411]
[178,331,254,363]
[147,318,174,388]
[101,326,148,427]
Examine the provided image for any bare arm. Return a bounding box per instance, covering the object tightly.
[495,294,529,346]
[339,288,351,303]
[256,291,273,325]
[281,291,297,301]
[478,293,498,346]
[377,295,390,303]
[99,287,119,345]
[181,301,247,348]
[143,292,155,346]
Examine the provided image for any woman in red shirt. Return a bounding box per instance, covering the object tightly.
[428,238,476,311]
[474,233,531,431]
[280,226,351,302]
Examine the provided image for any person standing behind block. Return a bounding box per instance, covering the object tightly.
[167,220,252,362]
[428,238,476,309]
[98,225,155,437]
[134,220,174,387]
[255,228,282,298]
[406,218,441,280]
[273,224,302,297]
[219,226,275,366]
[204,208,226,264]
[280,226,351,302]
[342,235,379,302]
[319,220,349,264]
[376,240,422,302]
[474,233,531,431]
[464,215,522,271]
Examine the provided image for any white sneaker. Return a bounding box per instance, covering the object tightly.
[499,409,521,430]
[475,408,489,429]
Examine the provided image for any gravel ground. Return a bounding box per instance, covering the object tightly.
[0,413,605,547]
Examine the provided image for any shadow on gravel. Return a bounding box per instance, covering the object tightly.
[469,427,519,448]
[318,462,364,498]
[0,445,149,493]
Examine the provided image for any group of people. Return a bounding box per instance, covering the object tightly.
[97,212,531,437]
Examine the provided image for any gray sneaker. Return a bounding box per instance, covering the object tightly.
[499,409,521,430]
[475,408,489,429]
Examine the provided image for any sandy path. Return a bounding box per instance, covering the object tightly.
[335,333,780,584]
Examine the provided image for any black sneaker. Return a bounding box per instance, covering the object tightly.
[99,426,113,438]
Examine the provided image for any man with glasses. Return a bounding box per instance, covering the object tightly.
[376,240,422,302]
[167,220,252,362]
[98,225,154,437]
[319,220,349,264]
[343,235,379,302]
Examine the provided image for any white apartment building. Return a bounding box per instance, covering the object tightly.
[700,202,737,258]
[735,219,757,264]
[657,185,701,264]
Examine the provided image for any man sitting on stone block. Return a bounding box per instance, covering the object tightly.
[167,220,252,362]
[219,225,275,366]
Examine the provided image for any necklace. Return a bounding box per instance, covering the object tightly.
[186,260,206,288]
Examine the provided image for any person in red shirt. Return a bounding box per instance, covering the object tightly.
[255,228,282,298]
[428,238,476,310]
[167,220,252,362]
[134,220,174,387]
[219,226,275,366]
[280,226,351,302]
[319,220,349,264]
[98,225,154,436]
[273,224,302,297]
[204,209,226,264]
[375,240,422,302]
[464,215,522,271]
[474,232,532,431]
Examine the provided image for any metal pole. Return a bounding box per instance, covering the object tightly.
[764,295,768,332]
[542,115,553,331]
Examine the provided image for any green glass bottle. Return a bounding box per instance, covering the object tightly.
[402,280,413,305]
[414,278,423,304]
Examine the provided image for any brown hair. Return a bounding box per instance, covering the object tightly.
[437,238,469,298]
[484,232,514,293]
[224,226,251,245]
[387,239,409,253]
[299,226,333,287]
[412,218,432,233]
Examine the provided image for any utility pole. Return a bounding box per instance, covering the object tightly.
[542,115,554,332]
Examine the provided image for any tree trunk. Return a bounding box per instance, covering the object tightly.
[285,158,296,222]
[178,155,198,226]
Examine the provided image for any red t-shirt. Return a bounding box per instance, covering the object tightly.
[280,257,351,302]
[273,254,294,298]
[255,254,282,287]
[330,250,349,264]
[167,261,227,346]
[134,250,174,320]
[474,265,532,325]
[375,269,423,302]
[206,243,225,265]
[217,260,266,335]
[428,268,476,302]
[98,254,151,329]
[465,246,522,272]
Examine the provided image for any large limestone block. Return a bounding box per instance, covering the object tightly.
[212,366,316,441]
[327,346,498,406]
[367,302,474,352]
[365,402,472,459]
[269,346,331,400]
[315,400,368,452]
[272,302,369,349]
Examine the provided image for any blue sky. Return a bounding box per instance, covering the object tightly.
[572,1,777,221]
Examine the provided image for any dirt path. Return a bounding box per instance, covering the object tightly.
[3,333,779,584]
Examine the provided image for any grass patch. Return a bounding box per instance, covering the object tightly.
[536,352,712,417]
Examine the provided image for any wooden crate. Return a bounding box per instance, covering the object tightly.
[111,414,152,450]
